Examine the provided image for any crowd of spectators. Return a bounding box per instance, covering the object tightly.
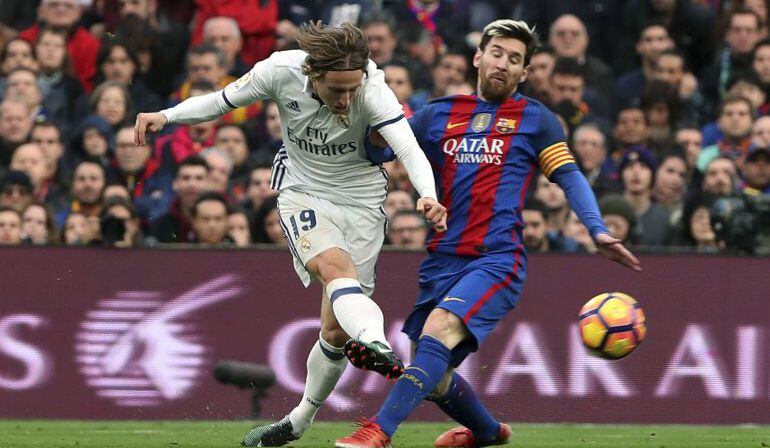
[0,0,767,253]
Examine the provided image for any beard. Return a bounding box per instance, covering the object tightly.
[479,71,517,102]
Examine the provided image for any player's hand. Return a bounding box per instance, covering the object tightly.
[134,112,168,146]
[595,233,642,271]
[417,197,447,232]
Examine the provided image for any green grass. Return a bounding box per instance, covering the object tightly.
[1,420,769,447]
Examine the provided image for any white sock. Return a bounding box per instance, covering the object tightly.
[288,337,347,436]
[326,278,388,345]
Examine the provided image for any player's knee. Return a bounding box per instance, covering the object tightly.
[320,322,348,347]
[310,249,356,284]
[422,309,467,348]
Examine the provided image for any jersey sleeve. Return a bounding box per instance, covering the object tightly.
[222,52,278,107]
[362,62,406,130]
[533,107,579,180]
[407,103,434,145]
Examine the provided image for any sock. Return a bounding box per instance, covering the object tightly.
[431,372,500,442]
[375,336,451,437]
[288,337,347,436]
[326,278,388,345]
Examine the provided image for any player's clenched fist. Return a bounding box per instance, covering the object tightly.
[134,112,168,146]
[416,197,447,232]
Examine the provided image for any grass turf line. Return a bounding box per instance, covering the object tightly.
[1,420,769,447]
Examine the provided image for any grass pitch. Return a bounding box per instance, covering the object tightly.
[1,420,768,447]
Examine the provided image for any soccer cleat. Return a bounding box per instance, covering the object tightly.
[335,419,392,448]
[344,340,404,379]
[434,423,513,447]
[241,415,299,447]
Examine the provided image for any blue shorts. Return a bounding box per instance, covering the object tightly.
[402,251,526,367]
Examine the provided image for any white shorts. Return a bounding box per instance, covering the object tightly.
[277,189,387,297]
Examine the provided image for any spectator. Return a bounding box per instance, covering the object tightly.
[0,99,34,166]
[21,202,56,245]
[702,155,738,196]
[674,125,703,170]
[200,147,233,195]
[680,192,720,251]
[653,49,702,126]
[640,80,678,155]
[599,193,637,244]
[409,51,468,111]
[696,95,753,172]
[61,211,91,245]
[251,100,282,162]
[548,57,608,132]
[190,0,278,66]
[10,143,48,201]
[98,196,142,247]
[0,170,34,213]
[562,210,597,253]
[34,27,86,136]
[548,14,613,98]
[653,151,689,232]
[751,115,770,146]
[522,45,555,104]
[19,0,101,91]
[202,16,249,77]
[227,208,251,247]
[572,123,621,198]
[522,198,576,252]
[752,38,770,90]
[383,62,415,118]
[0,38,39,76]
[251,195,283,244]
[743,146,770,195]
[97,39,163,114]
[102,183,131,202]
[150,155,209,243]
[90,80,132,130]
[55,158,106,230]
[615,23,674,108]
[110,125,173,220]
[242,164,276,213]
[69,114,113,171]
[31,121,68,192]
[5,67,46,121]
[534,173,570,234]
[362,13,399,66]
[171,44,228,102]
[213,124,250,194]
[384,190,415,220]
[0,206,22,245]
[612,106,650,161]
[619,147,671,246]
[387,209,427,250]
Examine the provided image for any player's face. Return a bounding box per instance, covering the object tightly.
[313,70,363,115]
[474,36,527,102]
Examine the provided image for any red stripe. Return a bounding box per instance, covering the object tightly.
[512,163,537,247]
[463,252,522,324]
[428,97,479,252]
[456,98,527,256]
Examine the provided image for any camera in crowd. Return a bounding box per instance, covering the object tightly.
[711,194,770,254]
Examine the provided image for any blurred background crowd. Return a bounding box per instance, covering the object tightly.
[0,0,767,254]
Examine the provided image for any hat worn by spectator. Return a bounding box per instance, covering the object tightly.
[747,146,770,162]
[619,146,657,174]
[599,193,636,225]
[0,170,34,193]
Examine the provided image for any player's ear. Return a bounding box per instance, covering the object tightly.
[518,66,529,84]
[472,48,482,69]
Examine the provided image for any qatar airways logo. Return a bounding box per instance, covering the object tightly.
[442,137,506,165]
[75,275,243,407]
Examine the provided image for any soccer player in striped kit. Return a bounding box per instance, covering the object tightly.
[337,19,641,448]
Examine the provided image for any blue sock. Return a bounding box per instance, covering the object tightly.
[431,372,500,442]
[375,336,451,437]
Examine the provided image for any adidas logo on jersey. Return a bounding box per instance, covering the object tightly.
[285,100,301,112]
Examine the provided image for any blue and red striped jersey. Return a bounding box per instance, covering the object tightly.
[409,92,579,258]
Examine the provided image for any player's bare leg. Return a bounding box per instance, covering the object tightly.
[307,248,404,379]
[242,292,349,447]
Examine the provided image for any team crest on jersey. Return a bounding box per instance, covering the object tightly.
[495,117,517,134]
[299,236,312,253]
[232,71,251,90]
[471,113,491,132]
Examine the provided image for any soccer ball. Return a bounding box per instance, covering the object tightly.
[578,292,646,359]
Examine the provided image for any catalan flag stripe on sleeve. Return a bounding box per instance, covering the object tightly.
[538,141,576,177]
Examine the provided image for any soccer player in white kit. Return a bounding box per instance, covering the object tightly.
[134,22,447,447]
